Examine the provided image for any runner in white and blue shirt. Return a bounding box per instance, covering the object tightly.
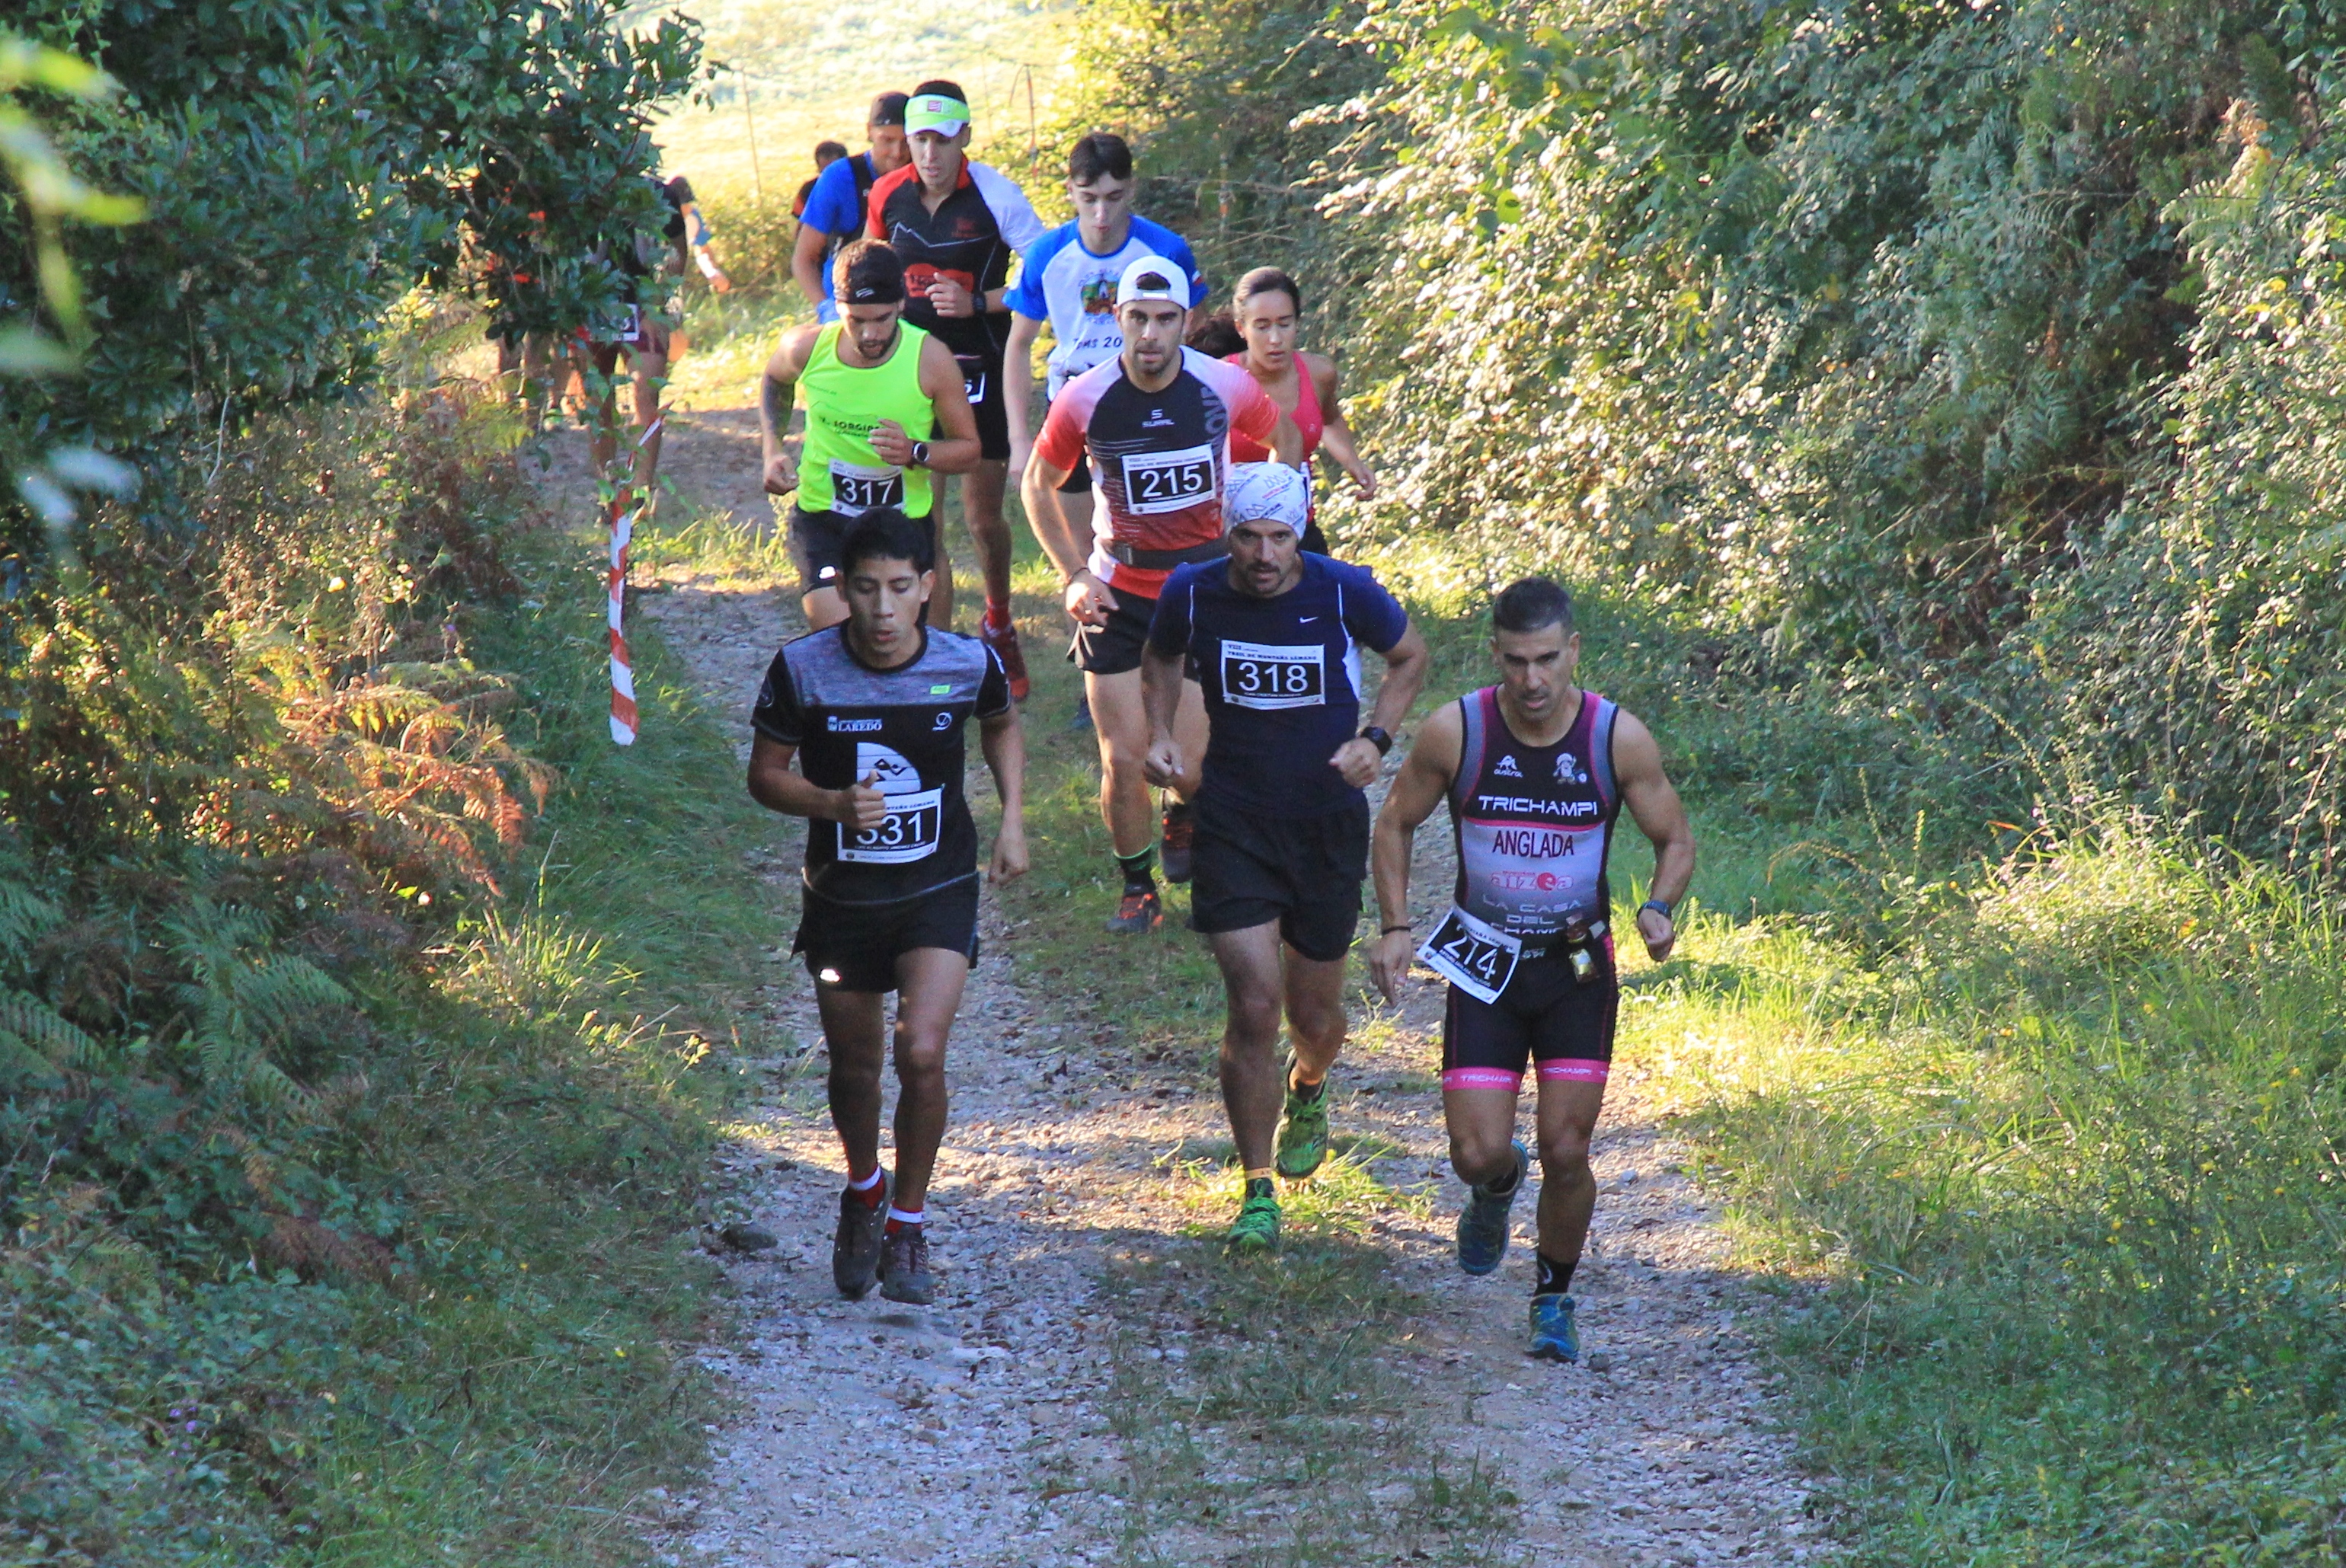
[1003,133,1206,506]
[1136,462,1430,1251]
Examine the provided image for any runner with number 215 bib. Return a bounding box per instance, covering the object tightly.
[1367,576,1695,1367]
[1022,256,1302,935]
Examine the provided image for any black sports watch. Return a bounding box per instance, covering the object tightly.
[908,439,930,468]
[1639,897,1674,923]
[1360,726,1394,756]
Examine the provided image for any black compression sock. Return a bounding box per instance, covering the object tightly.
[1536,1251,1577,1297]
[1117,848,1156,892]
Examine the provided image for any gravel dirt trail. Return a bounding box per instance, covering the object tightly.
[535,407,1829,1566]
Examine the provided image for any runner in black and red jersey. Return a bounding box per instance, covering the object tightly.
[1367,578,1695,1362]
[866,81,1044,692]
[1021,257,1303,932]
[747,508,1028,1307]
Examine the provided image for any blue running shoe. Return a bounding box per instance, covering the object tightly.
[1529,1293,1581,1362]
[1455,1140,1526,1276]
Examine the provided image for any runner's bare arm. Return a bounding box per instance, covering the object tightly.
[791,222,832,313]
[1270,409,1306,468]
[1309,353,1376,500]
[1367,701,1464,1001]
[746,735,887,830]
[1328,621,1430,787]
[1002,312,1044,483]
[1610,708,1696,963]
[758,328,820,495]
[1021,449,1114,625]
[1138,639,1187,788]
[868,336,981,474]
[979,707,1029,883]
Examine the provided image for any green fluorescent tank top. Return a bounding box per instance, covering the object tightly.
[797,321,937,519]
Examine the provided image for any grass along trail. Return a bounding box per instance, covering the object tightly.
[535,395,1827,1562]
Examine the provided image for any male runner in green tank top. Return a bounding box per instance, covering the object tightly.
[761,240,983,631]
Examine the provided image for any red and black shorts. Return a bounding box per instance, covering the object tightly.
[1440,936,1617,1093]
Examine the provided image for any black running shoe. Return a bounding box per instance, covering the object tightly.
[1106,886,1163,934]
[879,1225,934,1305]
[833,1177,888,1300]
[1160,802,1195,884]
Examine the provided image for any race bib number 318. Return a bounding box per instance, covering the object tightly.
[1121,444,1215,516]
[1220,640,1326,710]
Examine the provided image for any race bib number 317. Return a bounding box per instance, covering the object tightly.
[1120,444,1215,516]
[829,459,904,517]
[1220,640,1326,710]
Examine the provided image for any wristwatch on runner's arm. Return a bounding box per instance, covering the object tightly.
[1639,898,1673,924]
[909,440,930,468]
[1360,726,1394,756]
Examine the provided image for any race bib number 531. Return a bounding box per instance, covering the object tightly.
[838,787,942,864]
[1220,640,1326,710]
[1121,444,1214,515]
[1418,905,1523,1004]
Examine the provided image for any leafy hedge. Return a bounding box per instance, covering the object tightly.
[1062,0,2346,865]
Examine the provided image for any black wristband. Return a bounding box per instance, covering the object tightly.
[1639,898,1674,921]
[1381,923,1413,935]
[1361,725,1395,756]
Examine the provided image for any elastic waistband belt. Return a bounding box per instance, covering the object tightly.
[1517,918,1608,960]
[1107,535,1231,570]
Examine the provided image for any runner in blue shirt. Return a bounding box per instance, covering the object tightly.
[1003,133,1206,552]
[791,91,910,323]
[1139,464,1430,1251]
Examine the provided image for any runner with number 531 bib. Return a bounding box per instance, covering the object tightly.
[1023,256,1302,934]
[1366,577,1694,1365]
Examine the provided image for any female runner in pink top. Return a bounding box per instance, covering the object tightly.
[1219,266,1377,554]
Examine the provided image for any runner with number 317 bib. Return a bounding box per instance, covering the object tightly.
[1367,577,1695,1365]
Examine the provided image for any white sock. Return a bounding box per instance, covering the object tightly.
[886,1206,924,1228]
[847,1167,884,1193]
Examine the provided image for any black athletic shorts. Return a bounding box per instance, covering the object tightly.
[953,348,1010,461]
[789,504,940,598]
[1188,797,1369,963]
[1440,937,1619,1093]
[1057,456,1093,494]
[1069,588,1156,676]
[794,879,980,994]
[1300,515,1329,556]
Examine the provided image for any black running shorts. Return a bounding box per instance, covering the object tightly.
[1069,589,1157,676]
[794,880,981,994]
[1440,937,1618,1093]
[789,504,939,599]
[1057,456,1093,493]
[1188,798,1369,963]
[953,348,1011,461]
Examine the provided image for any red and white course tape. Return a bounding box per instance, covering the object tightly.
[604,414,663,746]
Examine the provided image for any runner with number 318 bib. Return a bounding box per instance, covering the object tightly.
[1367,577,1695,1365]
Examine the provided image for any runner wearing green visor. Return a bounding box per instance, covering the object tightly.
[867,80,1044,687]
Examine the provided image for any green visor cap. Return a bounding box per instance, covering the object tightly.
[906,94,970,136]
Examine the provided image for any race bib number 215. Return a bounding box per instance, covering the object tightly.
[1121,444,1214,516]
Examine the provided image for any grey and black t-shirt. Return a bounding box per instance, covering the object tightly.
[751,625,1011,905]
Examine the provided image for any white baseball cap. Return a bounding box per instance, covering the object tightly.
[1225,462,1310,531]
[1115,254,1191,312]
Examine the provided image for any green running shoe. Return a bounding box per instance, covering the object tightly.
[1274,1058,1330,1180]
[1528,1293,1581,1363]
[1226,1177,1280,1253]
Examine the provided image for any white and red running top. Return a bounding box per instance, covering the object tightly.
[1033,346,1281,599]
[1446,685,1621,938]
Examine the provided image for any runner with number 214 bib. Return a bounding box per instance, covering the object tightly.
[1367,577,1695,1365]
